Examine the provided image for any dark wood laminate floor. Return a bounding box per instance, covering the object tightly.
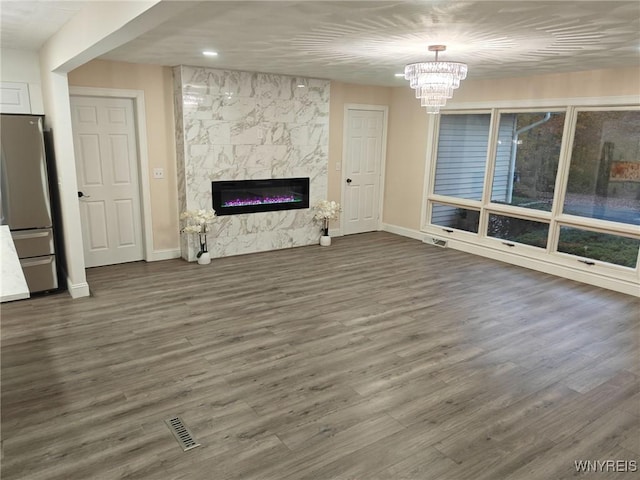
[1,232,638,480]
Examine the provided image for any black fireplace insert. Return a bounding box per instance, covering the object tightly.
[212,178,310,215]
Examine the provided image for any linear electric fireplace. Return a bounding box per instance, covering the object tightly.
[212,178,310,215]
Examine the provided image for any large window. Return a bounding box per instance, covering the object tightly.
[426,106,640,284]
[563,110,640,226]
[490,112,565,212]
[433,114,491,201]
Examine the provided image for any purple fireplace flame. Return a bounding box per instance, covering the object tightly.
[212,178,309,215]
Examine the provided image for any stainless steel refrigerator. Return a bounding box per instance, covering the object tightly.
[1,114,59,293]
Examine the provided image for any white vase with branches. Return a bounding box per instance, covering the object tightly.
[313,200,341,246]
[180,208,216,264]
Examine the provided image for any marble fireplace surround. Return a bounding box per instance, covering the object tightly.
[174,65,330,261]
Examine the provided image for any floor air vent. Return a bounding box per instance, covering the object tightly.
[165,416,201,451]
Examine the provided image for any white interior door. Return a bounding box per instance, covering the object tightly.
[71,96,144,268]
[343,108,385,235]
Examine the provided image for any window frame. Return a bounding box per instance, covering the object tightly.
[555,106,640,230]
[422,98,640,289]
[486,108,569,215]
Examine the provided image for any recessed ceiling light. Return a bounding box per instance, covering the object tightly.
[297,84,306,88]
[394,73,405,77]
[202,51,218,57]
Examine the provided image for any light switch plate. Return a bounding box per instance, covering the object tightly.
[153,168,164,179]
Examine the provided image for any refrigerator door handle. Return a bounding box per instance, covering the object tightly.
[20,256,53,267]
[11,230,50,239]
[35,118,52,219]
[0,147,10,225]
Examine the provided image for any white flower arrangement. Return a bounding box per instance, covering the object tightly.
[312,200,341,236]
[180,208,216,257]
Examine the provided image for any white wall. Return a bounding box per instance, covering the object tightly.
[0,48,44,114]
[37,1,190,298]
[38,68,89,298]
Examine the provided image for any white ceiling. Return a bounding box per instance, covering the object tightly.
[0,1,91,51]
[2,1,639,86]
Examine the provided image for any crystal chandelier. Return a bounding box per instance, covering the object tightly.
[404,45,468,114]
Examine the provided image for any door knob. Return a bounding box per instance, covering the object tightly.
[78,191,90,198]
[346,178,352,184]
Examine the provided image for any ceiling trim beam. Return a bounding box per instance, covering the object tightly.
[40,0,191,73]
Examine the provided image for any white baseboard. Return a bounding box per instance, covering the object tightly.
[328,228,343,237]
[381,223,424,241]
[67,278,90,299]
[382,223,638,297]
[148,249,181,261]
[442,237,639,297]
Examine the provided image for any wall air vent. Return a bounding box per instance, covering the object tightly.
[424,236,448,248]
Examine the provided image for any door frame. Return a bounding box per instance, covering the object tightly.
[340,104,389,235]
[69,86,153,263]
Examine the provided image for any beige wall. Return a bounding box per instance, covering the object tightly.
[328,81,391,228]
[64,64,639,245]
[67,59,179,251]
[383,86,428,230]
[451,67,640,104]
[384,66,640,231]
